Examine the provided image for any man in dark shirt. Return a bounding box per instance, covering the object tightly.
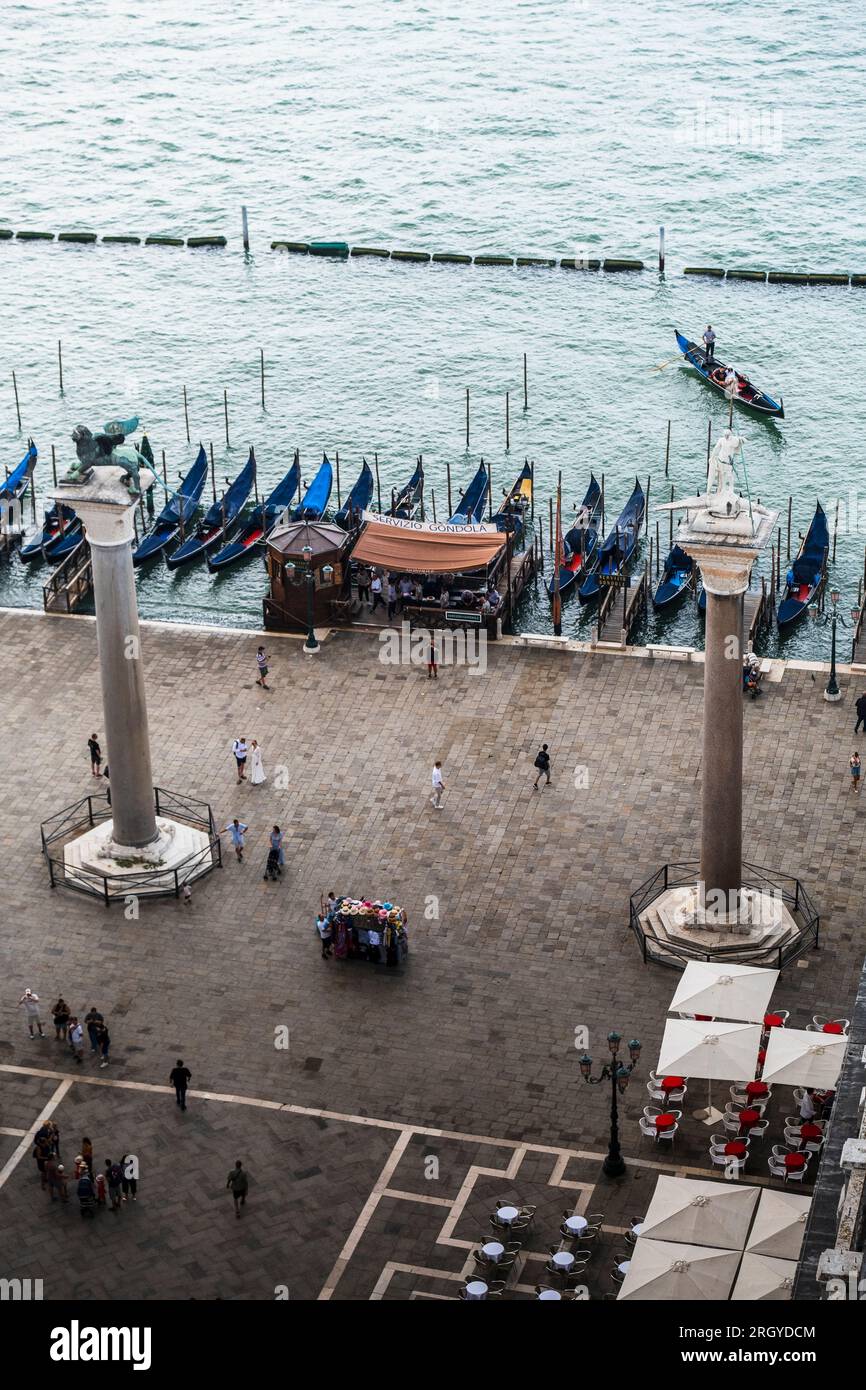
[170,1059,192,1111]
[84,1007,104,1057]
[855,692,866,734]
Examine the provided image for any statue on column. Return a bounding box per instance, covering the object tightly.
[63,416,150,497]
[705,428,746,515]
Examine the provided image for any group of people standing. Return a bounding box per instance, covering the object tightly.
[32,1122,136,1213]
[18,993,111,1068]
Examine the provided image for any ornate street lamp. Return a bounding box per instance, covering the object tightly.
[579,1031,642,1178]
[810,588,848,702]
[302,544,319,654]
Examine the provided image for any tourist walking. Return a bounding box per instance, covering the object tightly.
[121,1154,138,1203]
[430,760,445,809]
[33,1131,52,1187]
[18,989,45,1038]
[702,324,716,360]
[95,1020,111,1068]
[533,744,552,790]
[232,737,248,783]
[387,579,398,621]
[170,1058,192,1111]
[317,915,333,958]
[255,645,271,690]
[370,571,384,612]
[855,693,866,734]
[68,1016,84,1063]
[263,825,284,881]
[427,636,438,680]
[51,997,70,1040]
[226,1160,249,1217]
[249,739,266,785]
[356,564,372,607]
[105,1158,124,1211]
[225,818,248,861]
[88,733,102,776]
[850,751,861,793]
[84,1006,104,1057]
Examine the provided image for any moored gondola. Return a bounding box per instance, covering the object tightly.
[166,448,256,569]
[653,544,695,609]
[448,461,489,524]
[292,454,333,522]
[494,460,533,542]
[389,458,424,519]
[0,441,37,504]
[335,459,374,530]
[20,502,78,561]
[547,474,601,599]
[208,454,302,572]
[578,478,645,603]
[777,502,829,628]
[674,330,784,419]
[132,445,208,566]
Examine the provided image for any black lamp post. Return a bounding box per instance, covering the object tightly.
[579,1031,641,1178]
[810,589,857,703]
[302,544,319,654]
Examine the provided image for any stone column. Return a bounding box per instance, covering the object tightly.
[54,467,158,849]
[701,574,747,899]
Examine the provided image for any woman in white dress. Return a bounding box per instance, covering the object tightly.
[249,740,266,786]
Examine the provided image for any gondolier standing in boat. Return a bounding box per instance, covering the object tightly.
[703,324,716,360]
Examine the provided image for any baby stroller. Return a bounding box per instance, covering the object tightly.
[77,1172,97,1218]
[263,847,282,882]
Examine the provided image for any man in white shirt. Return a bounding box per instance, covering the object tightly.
[702,324,716,360]
[232,737,248,783]
[431,761,445,809]
[68,1017,84,1063]
[18,989,45,1038]
[371,573,384,612]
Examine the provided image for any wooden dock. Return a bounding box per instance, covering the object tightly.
[593,565,649,647]
[43,538,93,614]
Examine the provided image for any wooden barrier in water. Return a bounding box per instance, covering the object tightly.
[686,266,858,286]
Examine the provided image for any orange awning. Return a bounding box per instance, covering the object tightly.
[352,518,506,574]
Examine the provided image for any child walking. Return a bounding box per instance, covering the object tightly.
[850,751,861,793]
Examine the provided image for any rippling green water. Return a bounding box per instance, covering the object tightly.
[1,1,864,657]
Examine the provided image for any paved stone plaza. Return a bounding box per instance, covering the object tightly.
[0,609,863,1300]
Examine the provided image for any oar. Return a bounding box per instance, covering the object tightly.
[650,356,681,373]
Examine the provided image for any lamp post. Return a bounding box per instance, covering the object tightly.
[810,589,855,703]
[302,544,319,653]
[579,1032,641,1178]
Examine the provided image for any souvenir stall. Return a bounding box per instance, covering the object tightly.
[320,896,409,967]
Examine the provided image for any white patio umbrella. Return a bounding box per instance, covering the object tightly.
[657,1017,764,1124]
[731,1252,797,1301]
[761,1026,846,1088]
[617,1238,740,1301]
[640,1175,759,1250]
[669,961,779,1024]
[745,1189,811,1260]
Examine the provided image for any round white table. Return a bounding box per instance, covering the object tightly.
[496,1205,520,1224]
[482,1241,505,1263]
[538,1288,562,1301]
[563,1214,588,1236]
[551,1251,575,1271]
[618,1261,631,1276]
[631,1223,645,1238]
[465,1280,488,1300]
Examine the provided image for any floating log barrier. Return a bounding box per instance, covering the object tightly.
[272,240,310,253]
[767,272,809,284]
[57,232,97,244]
[603,258,644,271]
[560,257,600,270]
[684,266,725,277]
[806,272,849,285]
[308,240,349,257]
[727,269,767,282]
[102,235,141,244]
[351,246,389,257]
[0,229,13,240]
[391,250,431,262]
[474,254,514,266]
[431,252,472,264]
[16,230,54,240]
[516,256,557,267]
[187,236,227,248]
[852,275,866,286]
[145,235,185,247]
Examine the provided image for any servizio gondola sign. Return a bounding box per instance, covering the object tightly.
[361,510,498,534]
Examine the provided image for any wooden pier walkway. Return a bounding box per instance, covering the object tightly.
[43,538,93,614]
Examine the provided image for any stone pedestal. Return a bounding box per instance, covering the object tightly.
[54,465,158,850]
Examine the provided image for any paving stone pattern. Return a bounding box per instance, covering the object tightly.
[0,611,863,1299]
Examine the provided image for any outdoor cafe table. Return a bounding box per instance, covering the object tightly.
[538,1289,561,1300]
[821,1022,844,1034]
[724,1141,747,1157]
[784,1154,807,1173]
[551,1251,576,1272]
[465,1280,488,1300]
[654,1113,677,1132]
[745,1081,769,1099]
[763,1013,785,1030]
[660,1075,685,1093]
[563,1214,588,1236]
[799,1124,822,1142]
[495,1205,520,1225]
[481,1241,505,1263]
[737,1107,761,1133]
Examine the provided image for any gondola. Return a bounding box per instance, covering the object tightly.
[166,448,256,569]
[43,517,84,562]
[777,502,829,628]
[494,460,533,540]
[292,454,333,521]
[578,478,645,603]
[448,461,489,524]
[334,459,374,530]
[0,441,37,504]
[20,502,78,561]
[389,458,424,519]
[132,445,209,566]
[208,454,302,572]
[653,544,695,610]
[674,330,784,419]
[547,475,601,600]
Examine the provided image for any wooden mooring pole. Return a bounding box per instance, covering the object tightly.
[664,419,671,478]
[183,386,191,444]
[786,496,792,559]
[58,341,64,394]
[465,388,470,449]
[374,454,382,513]
[51,444,57,487]
[446,461,452,517]
[223,390,230,448]
[12,371,21,430]
[335,452,341,511]
[209,442,216,501]
[260,349,265,410]
[832,498,840,563]
[523,353,528,411]
[505,392,510,451]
